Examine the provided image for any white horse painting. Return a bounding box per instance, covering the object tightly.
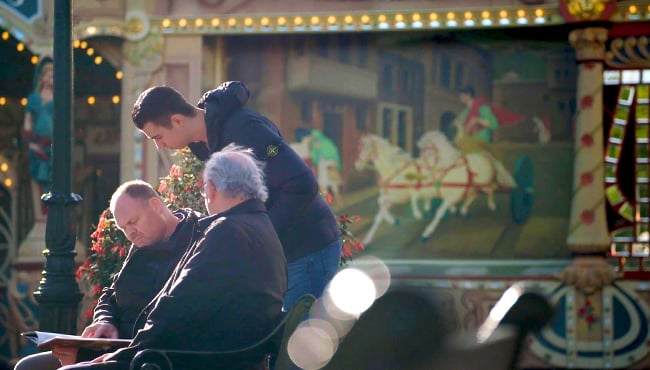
[416,130,517,239]
[355,134,431,244]
[356,132,518,244]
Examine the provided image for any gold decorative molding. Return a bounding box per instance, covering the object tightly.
[557,256,618,294]
[569,27,609,62]
[563,0,614,21]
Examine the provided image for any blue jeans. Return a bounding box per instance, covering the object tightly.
[284,239,342,310]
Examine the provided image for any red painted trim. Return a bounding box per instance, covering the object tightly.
[609,22,650,38]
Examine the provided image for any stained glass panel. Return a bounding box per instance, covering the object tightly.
[638,162,649,180]
[605,162,617,180]
[606,185,624,205]
[640,202,649,219]
[619,86,636,105]
[611,124,626,140]
[607,144,622,159]
[620,202,635,221]
[637,85,649,102]
[622,70,641,84]
[615,105,630,122]
[637,105,649,122]
[604,70,621,85]
[638,144,649,159]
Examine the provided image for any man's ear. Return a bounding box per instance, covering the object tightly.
[148,197,165,212]
[170,113,185,127]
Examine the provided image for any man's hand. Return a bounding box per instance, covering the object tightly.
[52,346,79,366]
[90,352,113,364]
[81,322,119,339]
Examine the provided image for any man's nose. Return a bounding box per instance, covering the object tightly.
[153,138,164,149]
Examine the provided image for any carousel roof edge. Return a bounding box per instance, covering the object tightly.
[4,2,650,45]
[71,2,650,38]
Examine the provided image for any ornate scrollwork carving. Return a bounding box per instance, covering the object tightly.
[557,256,618,294]
[606,36,650,68]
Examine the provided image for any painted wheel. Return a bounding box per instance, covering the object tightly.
[510,156,534,224]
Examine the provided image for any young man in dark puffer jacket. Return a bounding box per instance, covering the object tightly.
[131,82,341,310]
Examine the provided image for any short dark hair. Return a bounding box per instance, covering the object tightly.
[457,85,475,98]
[131,86,197,129]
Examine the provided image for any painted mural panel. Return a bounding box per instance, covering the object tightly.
[218,25,575,261]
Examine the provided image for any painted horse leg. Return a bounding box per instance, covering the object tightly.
[421,199,452,239]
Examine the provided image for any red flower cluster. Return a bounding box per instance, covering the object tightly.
[76,209,132,320]
[338,214,365,267]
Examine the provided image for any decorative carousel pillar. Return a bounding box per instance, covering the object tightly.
[547,26,618,369]
[119,4,164,183]
[559,27,617,293]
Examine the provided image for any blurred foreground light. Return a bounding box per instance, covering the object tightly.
[328,268,376,316]
[0,162,8,172]
[4,178,12,188]
[348,255,391,299]
[288,319,338,370]
[476,283,523,342]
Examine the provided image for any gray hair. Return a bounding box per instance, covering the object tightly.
[203,144,268,202]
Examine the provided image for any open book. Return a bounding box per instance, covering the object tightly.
[22,331,131,351]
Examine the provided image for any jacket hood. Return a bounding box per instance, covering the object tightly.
[197,81,250,123]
